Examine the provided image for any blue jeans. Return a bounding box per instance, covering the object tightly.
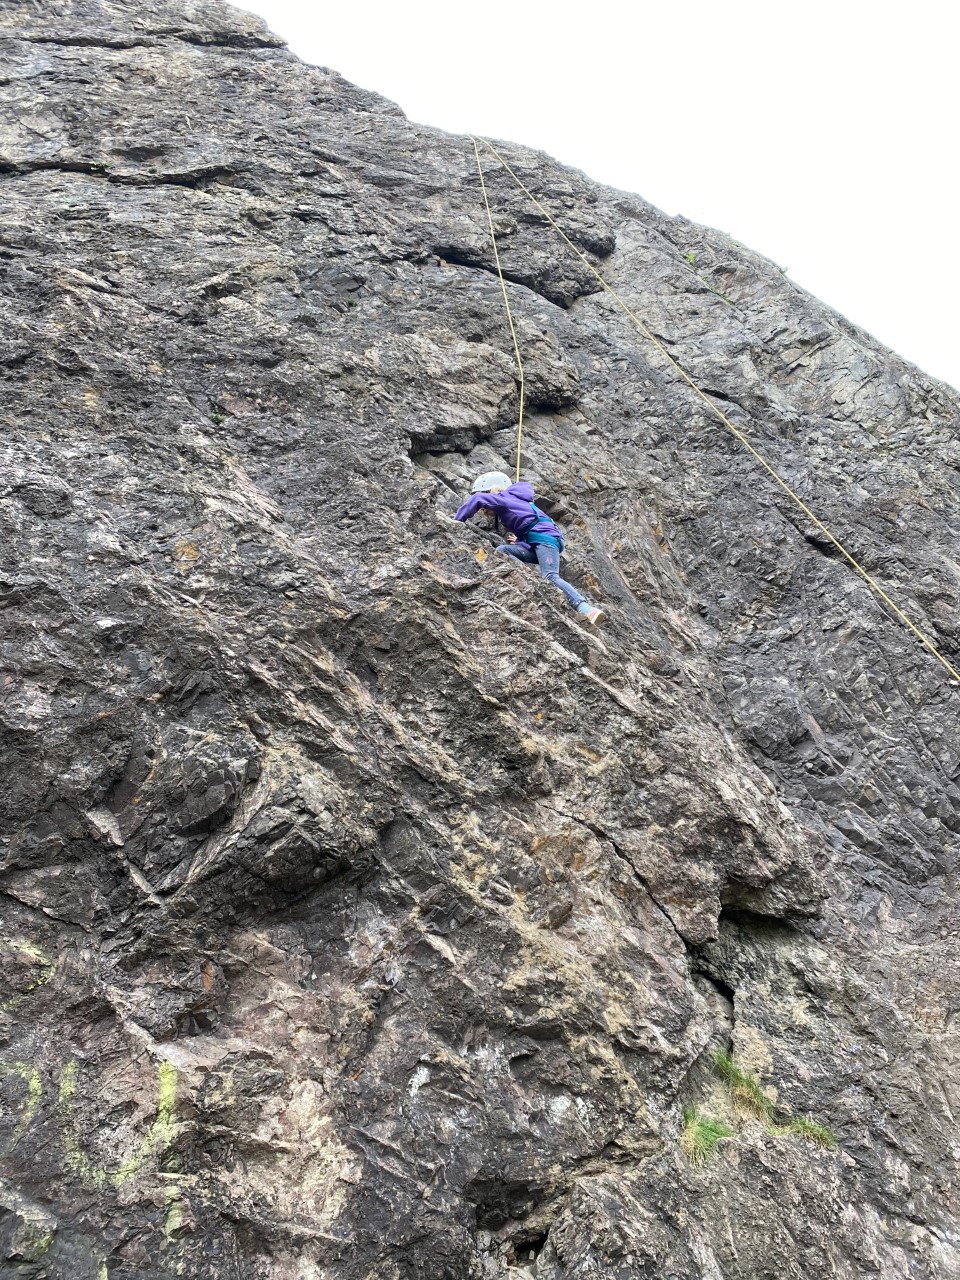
[496,542,586,609]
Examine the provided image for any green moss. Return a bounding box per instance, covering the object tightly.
[0,939,55,1013]
[681,1105,734,1165]
[113,1060,178,1187]
[1,1062,42,1154]
[59,1059,178,1190]
[11,1223,53,1262]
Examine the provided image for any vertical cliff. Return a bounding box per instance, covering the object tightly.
[2,3,960,1277]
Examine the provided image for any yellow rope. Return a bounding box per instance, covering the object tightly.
[471,136,525,482]
[474,135,960,687]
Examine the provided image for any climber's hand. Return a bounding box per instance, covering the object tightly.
[506,533,517,543]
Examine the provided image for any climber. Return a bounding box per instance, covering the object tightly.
[454,471,605,625]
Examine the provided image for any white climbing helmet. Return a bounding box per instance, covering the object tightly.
[471,470,512,493]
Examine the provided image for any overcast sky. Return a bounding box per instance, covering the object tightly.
[240,0,958,393]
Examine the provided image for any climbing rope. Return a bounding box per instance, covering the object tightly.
[471,136,525,482]
[472,134,960,687]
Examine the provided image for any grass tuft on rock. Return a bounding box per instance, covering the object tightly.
[681,1105,734,1165]
[710,1049,775,1121]
[785,1115,837,1148]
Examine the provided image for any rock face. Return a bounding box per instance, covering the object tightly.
[2,3,960,1277]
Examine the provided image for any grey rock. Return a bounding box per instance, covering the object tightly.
[1,1,959,1277]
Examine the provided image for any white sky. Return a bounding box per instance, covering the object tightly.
[240,0,959,393]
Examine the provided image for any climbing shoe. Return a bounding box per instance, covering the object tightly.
[578,604,606,626]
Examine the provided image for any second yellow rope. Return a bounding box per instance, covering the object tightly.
[471,136,525,483]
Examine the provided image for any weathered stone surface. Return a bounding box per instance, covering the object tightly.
[1,2,959,1277]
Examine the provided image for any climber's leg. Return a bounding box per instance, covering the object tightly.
[496,542,538,565]
[533,544,586,609]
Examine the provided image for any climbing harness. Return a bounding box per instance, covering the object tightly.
[526,501,565,552]
[470,135,960,688]
[471,136,525,483]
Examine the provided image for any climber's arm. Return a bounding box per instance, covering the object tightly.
[454,492,496,522]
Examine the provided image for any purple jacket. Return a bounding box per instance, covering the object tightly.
[454,481,561,544]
